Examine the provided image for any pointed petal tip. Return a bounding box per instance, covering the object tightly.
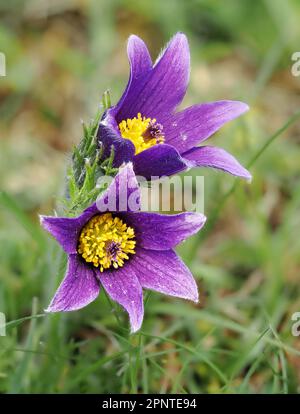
[123,161,134,171]
[166,32,189,57]
[233,168,252,181]
[44,304,59,313]
[99,118,108,127]
[244,171,252,182]
[127,34,143,44]
[184,146,252,181]
[126,34,152,68]
[117,161,133,172]
[116,161,135,178]
[39,214,51,231]
[127,295,144,334]
[119,161,137,182]
[195,212,207,227]
[39,214,51,226]
[127,34,144,52]
[243,102,250,112]
[172,31,188,43]
[188,281,199,303]
[130,319,142,334]
[229,100,250,114]
[176,284,199,303]
[180,286,199,303]
[184,212,207,232]
[238,102,249,115]
[39,214,57,227]
[237,166,252,181]
[191,293,199,303]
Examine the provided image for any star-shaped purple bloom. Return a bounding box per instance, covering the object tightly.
[40,164,206,332]
[99,33,251,181]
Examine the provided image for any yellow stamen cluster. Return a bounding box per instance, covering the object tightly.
[118,113,164,155]
[78,213,136,272]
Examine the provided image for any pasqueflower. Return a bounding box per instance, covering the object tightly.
[40,164,206,332]
[98,33,251,181]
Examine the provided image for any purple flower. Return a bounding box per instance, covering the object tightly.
[99,33,251,181]
[40,164,206,332]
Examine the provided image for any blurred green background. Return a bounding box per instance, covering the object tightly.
[1,0,300,394]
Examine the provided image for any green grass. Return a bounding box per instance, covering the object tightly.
[1,0,300,394]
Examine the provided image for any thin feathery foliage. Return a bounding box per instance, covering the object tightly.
[64,91,118,216]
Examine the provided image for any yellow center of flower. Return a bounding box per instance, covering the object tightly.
[118,113,164,155]
[78,213,136,272]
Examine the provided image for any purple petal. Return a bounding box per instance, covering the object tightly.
[98,119,135,168]
[45,255,100,312]
[96,162,141,212]
[99,266,144,333]
[183,146,251,180]
[133,144,189,179]
[41,198,100,254]
[132,248,199,302]
[98,36,152,167]
[116,33,190,122]
[162,100,249,153]
[40,215,83,254]
[115,35,152,116]
[122,212,206,250]
[41,164,141,252]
